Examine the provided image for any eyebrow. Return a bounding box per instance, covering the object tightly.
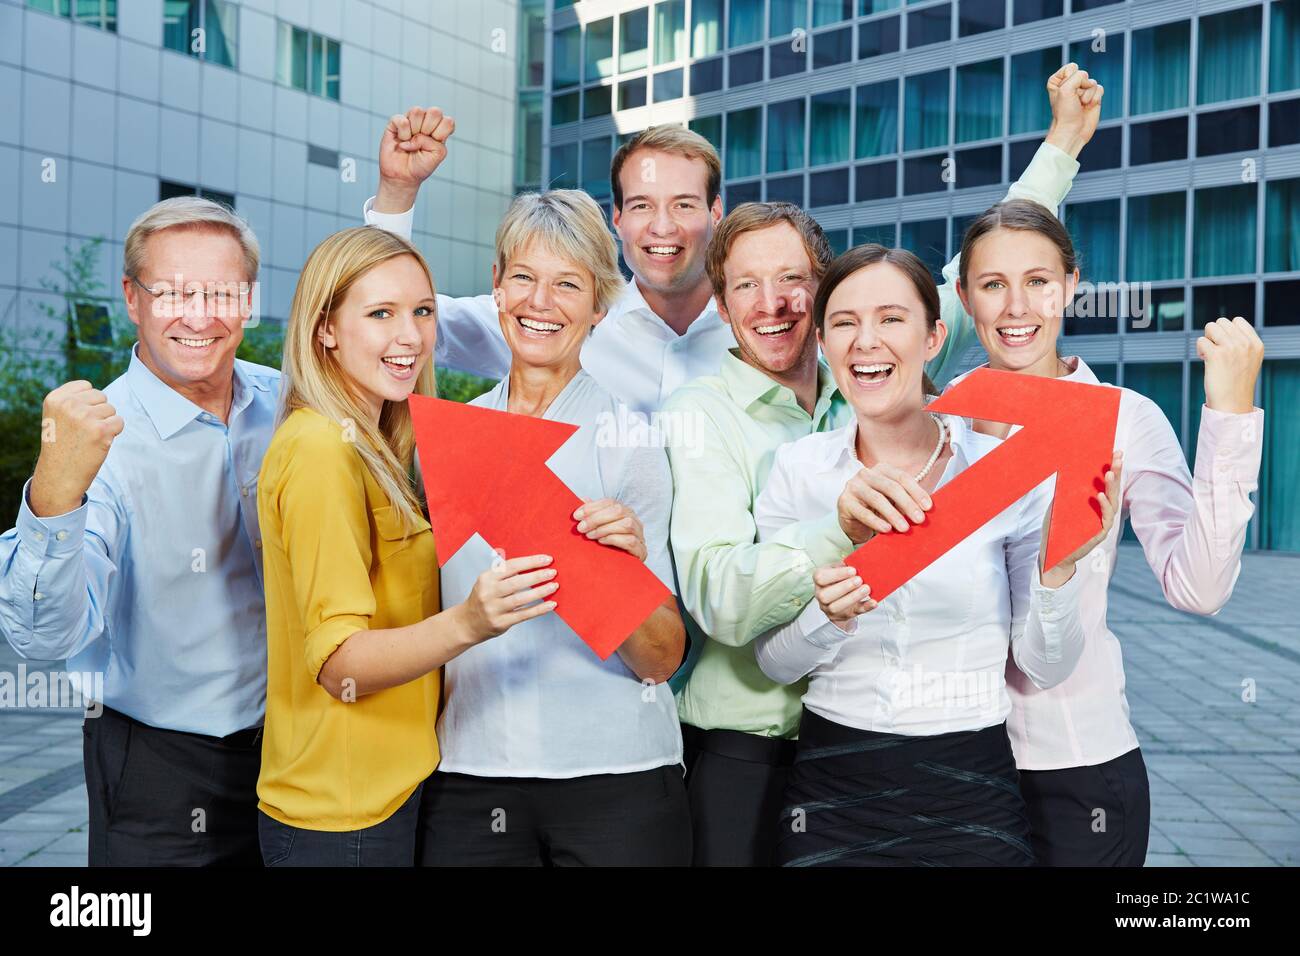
[874,303,913,312]
[508,263,585,280]
[361,298,435,309]
[623,192,705,204]
[974,265,1055,281]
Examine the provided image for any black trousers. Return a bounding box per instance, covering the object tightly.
[420,765,692,866]
[1019,746,1151,866]
[83,705,262,867]
[682,723,794,867]
[259,781,429,867]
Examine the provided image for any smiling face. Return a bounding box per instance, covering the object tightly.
[819,262,946,421]
[123,226,251,395]
[317,254,437,423]
[612,148,722,297]
[492,238,605,375]
[960,227,1078,376]
[719,222,819,381]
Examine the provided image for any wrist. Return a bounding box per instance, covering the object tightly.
[1040,561,1076,589]
[374,177,419,215]
[28,470,86,518]
[1205,394,1255,415]
[1044,124,1087,159]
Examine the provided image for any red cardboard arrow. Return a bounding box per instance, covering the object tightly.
[409,394,670,660]
[845,368,1120,601]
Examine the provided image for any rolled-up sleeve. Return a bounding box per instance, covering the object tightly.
[267,426,378,681]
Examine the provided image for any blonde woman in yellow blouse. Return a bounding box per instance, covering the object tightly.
[256,226,557,866]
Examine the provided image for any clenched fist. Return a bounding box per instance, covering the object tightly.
[1199,316,1264,415]
[1045,63,1104,159]
[374,105,457,214]
[29,381,124,517]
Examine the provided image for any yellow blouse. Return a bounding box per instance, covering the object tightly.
[256,407,440,831]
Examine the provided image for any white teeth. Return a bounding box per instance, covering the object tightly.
[175,337,216,348]
[383,355,416,366]
[646,246,682,256]
[519,317,562,332]
[755,322,793,335]
[852,363,893,374]
[999,326,1038,337]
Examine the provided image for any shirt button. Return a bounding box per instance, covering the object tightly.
[254,539,262,550]
[241,487,249,497]
[32,532,44,542]
[33,592,43,601]
[55,531,67,541]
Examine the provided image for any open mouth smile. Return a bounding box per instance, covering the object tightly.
[996,324,1041,346]
[516,316,565,337]
[381,353,417,380]
[850,362,895,388]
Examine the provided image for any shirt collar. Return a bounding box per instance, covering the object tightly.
[613,278,722,337]
[719,348,840,416]
[126,343,267,440]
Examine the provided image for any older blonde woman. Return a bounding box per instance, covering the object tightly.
[423,190,690,866]
[256,227,557,866]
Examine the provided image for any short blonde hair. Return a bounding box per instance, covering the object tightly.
[280,227,437,533]
[123,196,260,282]
[495,190,624,314]
[610,125,722,210]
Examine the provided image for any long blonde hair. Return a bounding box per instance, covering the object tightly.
[280,227,437,532]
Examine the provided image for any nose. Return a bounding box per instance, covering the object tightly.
[854,321,883,352]
[1005,284,1031,319]
[649,204,676,237]
[755,281,782,317]
[526,280,554,312]
[180,291,212,329]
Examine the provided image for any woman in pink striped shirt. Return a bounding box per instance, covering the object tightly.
[952,199,1265,866]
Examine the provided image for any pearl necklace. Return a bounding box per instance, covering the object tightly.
[913,413,948,483]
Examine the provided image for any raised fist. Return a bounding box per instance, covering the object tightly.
[29,381,124,517]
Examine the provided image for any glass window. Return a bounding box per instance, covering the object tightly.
[1072,0,1122,9]
[729,48,764,85]
[1010,47,1059,134]
[814,0,854,26]
[585,18,614,81]
[904,154,948,195]
[955,59,1002,143]
[553,24,581,88]
[905,69,949,151]
[619,76,647,109]
[1264,280,1300,325]
[771,0,808,37]
[727,181,763,205]
[582,136,612,198]
[730,0,764,46]
[519,0,546,87]
[813,26,852,68]
[1123,365,1183,445]
[810,168,850,207]
[1077,125,1122,172]
[1270,99,1300,147]
[1192,283,1255,329]
[691,57,724,93]
[164,0,237,66]
[1013,0,1060,24]
[953,144,1001,189]
[276,23,338,99]
[30,0,116,31]
[854,223,897,247]
[583,85,612,118]
[1009,138,1040,179]
[1065,199,1120,284]
[1130,21,1190,115]
[552,90,580,125]
[1126,192,1186,282]
[825,228,850,256]
[1266,178,1300,273]
[856,79,899,158]
[313,34,339,100]
[908,3,951,49]
[654,0,686,65]
[859,1,901,14]
[653,68,683,101]
[767,174,805,206]
[1194,184,1257,277]
[1129,117,1188,166]
[767,98,807,173]
[770,40,807,78]
[550,143,579,189]
[1128,288,1186,333]
[1198,6,1262,104]
[620,8,649,72]
[1260,359,1300,550]
[855,160,897,201]
[726,107,762,179]
[276,22,307,90]
[1069,33,1123,123]
[689,114,723,150]
[692,0,723,56]
[811,89,852,166]
[959,0,1002,37]
[515,90,543,188]
[1196,105,1259,157]
[1271,0,1300,92]
[902,218,949,280]
[858,15,900,58]
[950,214,977,256]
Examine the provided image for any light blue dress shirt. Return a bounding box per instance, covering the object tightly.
[0,345,280,737]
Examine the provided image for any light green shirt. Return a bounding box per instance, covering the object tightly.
[667,142,1082,738]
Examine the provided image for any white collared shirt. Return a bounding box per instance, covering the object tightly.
[946,358,1264,769]
[435,370,683,778]
[363,198,737,415]
[752,414,1085,736]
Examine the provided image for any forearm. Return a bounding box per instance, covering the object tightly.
[616,598,685,685]
[1011,565,1086,690]
[318,604,480,699]
[755,599,850,685]
[373,177,418,215]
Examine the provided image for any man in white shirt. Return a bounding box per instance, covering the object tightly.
[363,124,734,415]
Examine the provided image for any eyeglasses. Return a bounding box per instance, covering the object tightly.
[130,276,246,316]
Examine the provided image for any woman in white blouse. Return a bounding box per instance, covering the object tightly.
[951,199,1265,866]
[753,243,1118,866]
[421,190,690,865]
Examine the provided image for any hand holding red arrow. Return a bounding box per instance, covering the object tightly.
[843,368,1121,601]
[409,395,670,660]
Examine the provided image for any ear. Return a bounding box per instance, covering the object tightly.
[955,278,971,316]
[611,201,622,231]
[122,275,142,330]
[709,194,724,227]
[317,312,337,349]
[716,294,731,326]
[591,305,608,329]
[925,318,949,363]
[1064,267,1079,304]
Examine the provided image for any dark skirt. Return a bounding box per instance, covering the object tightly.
[775,707,1034,867]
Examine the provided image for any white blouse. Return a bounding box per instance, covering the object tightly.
[753,413,1085,736]
[436,370,683,778]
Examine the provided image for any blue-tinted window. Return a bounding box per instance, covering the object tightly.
[908,3,951,49]
[585,17,614,81]
[726,180,763,205]
[1127,193,1186,282]
[654,0,687,65]
[771,0,808,36]
[1069,34,1124,123]
[770,39,806,78]
[859,1,902,14]
[730,0,763,46]
[1194,184,1257,277]
[858,15,900,58]
[583,85,611,118]
[955,59,1002,143]
[953,144,1001,189]
[1130,117,1188,165]
[812,89,853,166]
[729,48,764,86]
[619,76,647,110]
[904,154,948,195]
[854,223,898,247]
[1264,281,1300,325]
[689,114,723,151]
[692,0,723,56]
[958,0,1002,37]
[1009,138,1040,180]
[165,0,237,67]
[1192,284,1255,329]
[856,79,899,157]
[810,168,850,207]
[1197,106,1259,157]
[1010,47,1060,134]
[552,91,580,125]
[1131,21,1190,115]
[1265,177,1300,273]
[582,136,612,198]
[1271,0,1300,93]
[553,24,581,88]
[691,57,724,94]
[905,69,949,151]
[1065,199,1120,284]
[1072,0,1122,9]
[1269,98,1300,146]
[550,143,579,188]
[1013,0,1061,23]
[825,228,850,256]
[726,107,762,178]
[652,68,683,102]
[814,0,856,25]
[767,174,805,206]
[1078,125,1122,172]
[855,160,898,201]
[1198,6,1262,105]
[814,26,853,68]
[767,98,807,172]
[902,218,949,280]
[620,8,650,71]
